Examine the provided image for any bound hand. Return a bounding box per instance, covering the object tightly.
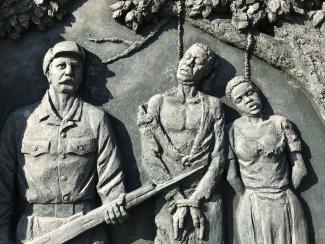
[104,193,128,225]
[173,206,188,240]
[189,207,205,240]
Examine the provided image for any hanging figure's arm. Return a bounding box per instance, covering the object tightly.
[281,118,307,189]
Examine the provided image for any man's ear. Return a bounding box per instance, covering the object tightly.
[46,62,52,81]
[45,70,51,84]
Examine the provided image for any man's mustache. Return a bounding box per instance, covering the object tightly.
[58,77,75,84]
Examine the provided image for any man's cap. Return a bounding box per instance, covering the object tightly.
[42,41,85,75]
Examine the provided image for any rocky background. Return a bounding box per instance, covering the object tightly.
[3,0,325,124]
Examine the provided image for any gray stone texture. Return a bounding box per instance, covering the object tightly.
[0,0,324,243]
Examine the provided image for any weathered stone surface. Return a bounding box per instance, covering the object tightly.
[226,76,309,244]
[187,16,325,125]
[0,0,68,39]
[0,40,128,243]
[0,0,324,243]
[106,0,325,126]
[138,43,225,243]
[312,10,325,27]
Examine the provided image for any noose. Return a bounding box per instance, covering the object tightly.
[244,32,254,82]
[176,0,185,60]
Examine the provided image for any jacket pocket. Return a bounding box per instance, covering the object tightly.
[67,138,96,155]
[21,139,50,157]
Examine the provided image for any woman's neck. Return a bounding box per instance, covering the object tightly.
[243,114,263,124]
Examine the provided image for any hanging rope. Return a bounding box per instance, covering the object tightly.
[244,32,254,82]
[176,0,185,60]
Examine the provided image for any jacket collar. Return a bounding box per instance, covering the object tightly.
[37,91,83,125]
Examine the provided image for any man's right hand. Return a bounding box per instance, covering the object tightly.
[173,206,188,240]
[104,193,128,225]
[189,207,205,240]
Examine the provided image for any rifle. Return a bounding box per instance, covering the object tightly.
[27,165,205,244]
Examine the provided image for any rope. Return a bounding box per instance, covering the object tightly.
[176,0,184,60]
[244,33,254,82]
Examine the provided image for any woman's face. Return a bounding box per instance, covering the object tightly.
[231,82,262,116]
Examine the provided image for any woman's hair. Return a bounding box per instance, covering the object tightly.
[225,76,254,99]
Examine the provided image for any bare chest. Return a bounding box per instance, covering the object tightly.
[160,99,202,132]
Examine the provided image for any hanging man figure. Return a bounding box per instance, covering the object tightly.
[138,43,225,243]
[0,41,127,243]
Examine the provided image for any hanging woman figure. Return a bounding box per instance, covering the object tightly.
[225,76,309,244]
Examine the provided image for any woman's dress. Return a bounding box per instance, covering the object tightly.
[228,115,309,244]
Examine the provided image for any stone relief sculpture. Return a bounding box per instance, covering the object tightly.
[107,0,325,124]
[138,43,225,243]
[0,0,66,39]
[2,0,325,130]
[0,41,129,243]
[0,0,322,238]
[109,0,322,32]
[225,76,309,244]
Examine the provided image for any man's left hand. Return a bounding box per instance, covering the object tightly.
[189,207,205,240]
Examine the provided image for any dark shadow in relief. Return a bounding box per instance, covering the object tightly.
[291,122,317,244]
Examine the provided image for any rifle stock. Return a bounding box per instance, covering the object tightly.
[27,165,205,244]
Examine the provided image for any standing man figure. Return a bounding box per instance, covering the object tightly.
[138,43,225,243]
[0,41,127,243]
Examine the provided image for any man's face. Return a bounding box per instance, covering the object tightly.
[231,82,262,116]
[176,45,210,85]
[47,55,83,94]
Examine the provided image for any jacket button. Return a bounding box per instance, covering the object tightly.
[63,194,70,201]
[61,132,66,138]
[33,145,38,151]
[61,175,67,181]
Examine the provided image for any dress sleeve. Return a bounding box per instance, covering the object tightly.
[280,117,302,152]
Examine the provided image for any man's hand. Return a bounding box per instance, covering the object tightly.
[104,193,128,225]
[173,206,188,240]
[189,207,204,240]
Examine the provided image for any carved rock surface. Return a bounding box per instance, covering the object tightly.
[0,0,324,243]
[0,0,67,39]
